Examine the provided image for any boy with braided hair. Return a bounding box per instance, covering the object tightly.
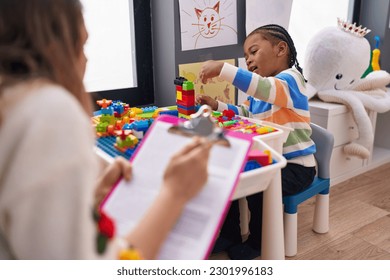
[197,24,316,259]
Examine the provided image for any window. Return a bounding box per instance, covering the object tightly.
[288,0,353,68]
[81,0,154,107]
[82,0,137,92]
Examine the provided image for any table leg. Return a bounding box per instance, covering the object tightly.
[261,169,285,260]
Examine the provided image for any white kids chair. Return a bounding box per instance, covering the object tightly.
[282,123,334,257]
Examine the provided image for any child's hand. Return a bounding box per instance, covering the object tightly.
[161,137,212,203]
[196,95,218,111]
[199,60,224,84]
[95,157,132,207]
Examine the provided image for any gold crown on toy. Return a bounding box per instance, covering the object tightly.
[337,18,371,37]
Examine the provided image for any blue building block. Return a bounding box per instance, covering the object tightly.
[243,160,262,172]
[122,123,133,130]
[132,120,150,132]
[177,104,196,111]
[142,106,158,113]
[101,106,114,115]
[159,110,179,117]
[112,102,124,114]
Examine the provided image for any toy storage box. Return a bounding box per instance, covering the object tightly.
[233,138,286,200]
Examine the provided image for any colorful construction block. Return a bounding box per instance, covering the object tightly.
[247,150,272,166]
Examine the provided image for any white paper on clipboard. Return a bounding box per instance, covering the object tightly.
[102,114,252,259]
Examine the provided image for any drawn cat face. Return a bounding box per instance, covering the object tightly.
[194,2,221,39]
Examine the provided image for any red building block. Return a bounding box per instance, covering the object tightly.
[247,150,272,166]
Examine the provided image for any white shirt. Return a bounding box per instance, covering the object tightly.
[0,81,117,259]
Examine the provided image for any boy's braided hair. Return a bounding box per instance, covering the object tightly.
[249,24,305,79]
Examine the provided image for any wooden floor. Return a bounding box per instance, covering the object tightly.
[211,162,390,260]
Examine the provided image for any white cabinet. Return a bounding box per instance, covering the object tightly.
[309,96,390,186]
[373,109,390,166]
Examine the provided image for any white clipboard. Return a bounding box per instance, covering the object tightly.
[101,107,252,259]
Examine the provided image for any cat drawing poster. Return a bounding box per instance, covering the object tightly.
[179,0,237,51]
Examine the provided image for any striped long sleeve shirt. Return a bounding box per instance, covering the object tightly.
[217,63,316,166]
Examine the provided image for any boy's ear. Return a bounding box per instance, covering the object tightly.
[276,41,288,57]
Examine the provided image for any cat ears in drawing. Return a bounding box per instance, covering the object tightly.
[195,1,220,19]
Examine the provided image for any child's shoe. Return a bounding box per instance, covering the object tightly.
[227,241,260,260]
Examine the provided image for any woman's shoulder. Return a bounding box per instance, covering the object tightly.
[0,79,93,153]
[27,80,85,114]
[4,79,88,121]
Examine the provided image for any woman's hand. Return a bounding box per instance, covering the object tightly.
[95,157,132,207]
[161,137,212,204]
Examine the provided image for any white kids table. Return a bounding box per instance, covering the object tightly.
[95,117,289,260]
